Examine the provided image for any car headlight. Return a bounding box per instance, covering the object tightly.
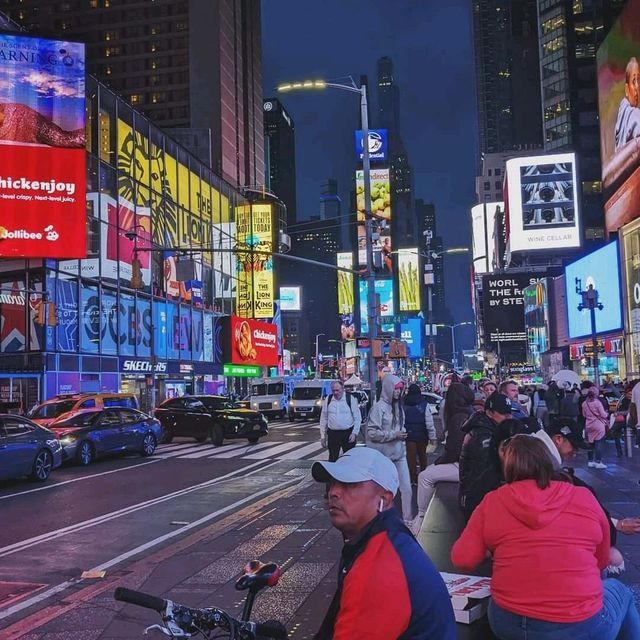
[315,400,321,406]
[273,400,278,406]
[252,403,258,408]
[289,400,295,407]
[59,435,77,444]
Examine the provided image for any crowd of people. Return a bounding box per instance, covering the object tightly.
[314,373,640,639]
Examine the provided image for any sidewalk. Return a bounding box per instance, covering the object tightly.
[4,439,640,639]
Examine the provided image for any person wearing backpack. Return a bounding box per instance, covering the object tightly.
[319,380,362,463]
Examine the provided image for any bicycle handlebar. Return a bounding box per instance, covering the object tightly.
[114,587,166,612]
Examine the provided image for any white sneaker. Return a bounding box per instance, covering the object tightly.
[588,461,596,468]
[595,462,607,469]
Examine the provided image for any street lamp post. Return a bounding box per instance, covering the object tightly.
[576,279,603,386]
[315,333,325,379]
[278,78,378,395]
[435,321,473,370]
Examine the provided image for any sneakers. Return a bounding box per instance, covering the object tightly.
[594,462,607,469]
[588,461,596,468]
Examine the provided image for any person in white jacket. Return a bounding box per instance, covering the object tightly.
[319,380,362,463]
[366,373,413,524]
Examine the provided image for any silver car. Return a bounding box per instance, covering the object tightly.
[0,415,62,482]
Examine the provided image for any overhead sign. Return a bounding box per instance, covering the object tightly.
[569,337,623,360]
[0,34,86,258]
[337,252,355,315]
[120,359,167,373]
[235,203,274,319]
[397,249,421,311]
[224,315,279,367]
[564,240,622,339]
[279,286,301,311]
[355,129,388,162]
[482,274,539,345]
[223,363,262,377]
[506,153,580,252]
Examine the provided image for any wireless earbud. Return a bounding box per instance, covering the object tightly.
[378,498,384,513]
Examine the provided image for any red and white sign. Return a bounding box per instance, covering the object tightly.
[569,336,623,360]
[227,315,279,367]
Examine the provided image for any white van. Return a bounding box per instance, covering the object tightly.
[249,377,290,418]
[288,379,334,421]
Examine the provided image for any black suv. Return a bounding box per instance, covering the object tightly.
[154,395,268,446]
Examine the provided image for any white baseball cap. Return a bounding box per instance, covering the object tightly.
[311,447,399,495]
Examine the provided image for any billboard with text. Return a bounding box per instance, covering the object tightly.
[356,168,391,272]
[0,34,86,258]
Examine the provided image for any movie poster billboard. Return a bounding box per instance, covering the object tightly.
[505,153,580,251]
[235,203,274,319]
[397,249,420,311]
[0,34,86,258]
[356,169,392,272]
[598,0,640,231]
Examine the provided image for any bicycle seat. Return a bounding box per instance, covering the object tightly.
[235,560,281,592]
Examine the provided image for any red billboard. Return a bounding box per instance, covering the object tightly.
[0,34,86,258]
[224,316,279,367]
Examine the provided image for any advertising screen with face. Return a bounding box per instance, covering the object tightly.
[506,153,580,252]
[564,241,622,339]
[224,315,279,367]
[0,34,86,258]
[598,0,640,231]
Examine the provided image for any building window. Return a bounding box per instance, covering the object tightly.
[576,43,595,58]
[544,99,570,121]
[495,168,501,176]
[542,14,565,35]
[582,181,602,194]
[484,181,491,191]
[130,94,142,105]
[573,0,583,13]
[543,36,566,56]
[104,47,120,57]
[495,181,501,190]
[488,169,492,176]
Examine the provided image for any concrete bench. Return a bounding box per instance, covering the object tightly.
[417,480,496,639]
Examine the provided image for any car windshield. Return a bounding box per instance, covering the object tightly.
[252,383,284,396]
[53,411,101,427]
[292,387,322,400]
[29,400,77,419]
[200,398,240,411]
[252,384,267,396]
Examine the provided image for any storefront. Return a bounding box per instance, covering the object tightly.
[568,336,625,384]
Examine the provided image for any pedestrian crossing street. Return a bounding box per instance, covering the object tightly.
[156,419,324,462]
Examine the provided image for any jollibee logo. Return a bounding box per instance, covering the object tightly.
[44,225,59,241]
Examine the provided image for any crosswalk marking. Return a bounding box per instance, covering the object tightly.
[157,443,214,458]
[278,441,324,460]
[180,441,256,459]
[208,440,280,458]
[242,441,302,459]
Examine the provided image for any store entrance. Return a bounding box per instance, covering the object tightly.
[0,375,40,414]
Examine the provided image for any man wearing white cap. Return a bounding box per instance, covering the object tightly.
[312,447,456,640]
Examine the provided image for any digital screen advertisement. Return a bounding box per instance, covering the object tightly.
[505,153,580,252]
[564,240,623,339]
[355,129,388,163]
[400,318,423,358]
[279,286,301,311]
[471,202,502,275]
[524,278,550,357]
[337,252,355,315]
[223,315,279,367]
[0,34,86,258]
[598,0,640,232]
[397,249,420,311]
[356,168,391,271]
[359,279,394,334]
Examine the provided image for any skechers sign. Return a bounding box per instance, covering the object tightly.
[355,129,388,163]
[121,359,167,373]
[0,34,86,258]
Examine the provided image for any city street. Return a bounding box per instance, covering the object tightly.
[0,418,333,639]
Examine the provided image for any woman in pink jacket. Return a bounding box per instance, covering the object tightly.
[451,435,640,640]
[581,386,609,469]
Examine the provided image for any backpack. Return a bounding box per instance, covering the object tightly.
[327,392,359,421]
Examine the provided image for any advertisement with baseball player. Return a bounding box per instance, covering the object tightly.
[223,315,279,367]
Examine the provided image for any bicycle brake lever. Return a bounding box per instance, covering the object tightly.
[144,623,191,637]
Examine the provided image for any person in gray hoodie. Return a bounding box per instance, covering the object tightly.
[366,373,413,524]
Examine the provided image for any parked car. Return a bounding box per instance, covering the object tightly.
[154,395,268,446]
[48,408,161,466]
[0,415,62,482]
[28,393,139,427]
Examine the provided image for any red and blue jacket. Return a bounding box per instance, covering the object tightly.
[315,509,456,639]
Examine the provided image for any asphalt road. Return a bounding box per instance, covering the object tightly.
[0,417,323,632]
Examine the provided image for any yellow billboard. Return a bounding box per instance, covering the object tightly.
[235,203,274,318]
[398,249,421,311]
[337,252,354,315]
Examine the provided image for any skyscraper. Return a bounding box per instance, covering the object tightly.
[377,56,400,133]
[473,0,544,155]
[4,0,265,187]
[264,98,297,227]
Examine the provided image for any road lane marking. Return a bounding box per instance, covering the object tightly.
[241,441,301,459]
[279,441,324,460]
[156,441,206,453]
[0,458,162,502]
[179,441,259,459]
[0,460,270,558]
[0,461,303,623]
[206,440,281,458]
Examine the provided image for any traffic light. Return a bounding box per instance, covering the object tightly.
[130,256,144,289]
[34,302,45,326]
[34,301,58,327]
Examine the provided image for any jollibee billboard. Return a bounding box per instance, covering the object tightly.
[223,316,279,367]
[0,34,86,258]
[505,153,580,252]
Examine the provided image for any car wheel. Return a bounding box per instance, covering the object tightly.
[209,424,224,447]
[159,429,173,444]
[30,449,53,482]
[76,440,94,466]
[248,436,259,444]
[141,433,157,456]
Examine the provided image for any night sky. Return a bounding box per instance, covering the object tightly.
[262,0,478,352]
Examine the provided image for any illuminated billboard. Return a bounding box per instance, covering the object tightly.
[337,252,354,315]
[598,1,640,231]
[223,316,279,367]
[524,279,551,357]
[505,153,580,252]
[355,129,388,163]
[471,202,502,275]
[397,249,420,311]
[356,168,391,272]
[280,286,301,311]
[0,34,86,258]
[236,203,274,319]
[564,241,622,339]
[359,279,394,334]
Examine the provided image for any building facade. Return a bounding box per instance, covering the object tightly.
[3,0,265,188]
